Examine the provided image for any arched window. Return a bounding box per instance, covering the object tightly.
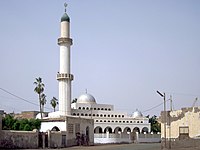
[100,114,103,117]
[82,107,85,110]
[108,108,111,111]
[118,115,121,117]
[105,108,107,111]
[115,115,117,117]
[93,114,95,117]
[108,115,110,117]
[86,107,89,110]
[94,108,96,110]
[78,107,81,109]
[85,114,88,116]
[98,108,100,110]
[104,114,106,117]
[81,113,84,116]
[94,126,102,133]
[101,108,104,110]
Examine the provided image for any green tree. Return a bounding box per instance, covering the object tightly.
[24,124,31,131]
[149,115,161,133]
[2,114,15,130]
[34,77,45,119]
[50,97,58,112]
[2,115,41,131]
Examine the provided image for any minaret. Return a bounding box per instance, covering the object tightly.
[57,3,73,116]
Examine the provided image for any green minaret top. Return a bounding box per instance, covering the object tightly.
[61,3,70,22]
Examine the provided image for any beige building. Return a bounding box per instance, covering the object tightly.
[160,106,200,149]
[161,107,200,139]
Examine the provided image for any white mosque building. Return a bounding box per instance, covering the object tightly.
[39,3,152,146]
[71,93,150,135]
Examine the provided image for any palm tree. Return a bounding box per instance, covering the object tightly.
[40,93,47,113]
[50,97,58,112]
[33,77,45,119]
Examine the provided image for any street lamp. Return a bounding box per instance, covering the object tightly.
[157,90,166,148]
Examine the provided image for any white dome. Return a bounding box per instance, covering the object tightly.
[77,93,96,104]
[36,113,47,119]
[132,110,143,118]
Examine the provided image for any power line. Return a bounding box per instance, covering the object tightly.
[0,87,52,110]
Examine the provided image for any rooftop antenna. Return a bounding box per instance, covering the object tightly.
[64,2,67,13]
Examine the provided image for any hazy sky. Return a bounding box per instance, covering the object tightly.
[0,0,199,116]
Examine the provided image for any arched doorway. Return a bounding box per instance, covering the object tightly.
[51,126,60,131]
[86,126,90,145]
[114,127,122,134]
[133,127,140,133]
[123,127,131,133]
[104,126,112,133]
[142,127,149,133]
[94,126,102,133]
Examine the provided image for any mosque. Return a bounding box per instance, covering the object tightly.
[71,93,150,134]
[39,3,151,145]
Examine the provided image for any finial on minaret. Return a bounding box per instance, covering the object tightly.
[64,3,67,13]
[85,89,88,94]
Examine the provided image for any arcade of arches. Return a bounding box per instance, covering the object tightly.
[94,126,149,134]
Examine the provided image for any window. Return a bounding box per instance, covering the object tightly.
[115,121,118,123]
[112,120,114,122]
[119,121,121,123]
[85,114,88,116]
[89,114,91,116]
[126,121,129,123]
[104,115,106,117]
[82,107,85,110]
[118,115,121,117]
[100,120,102,122]
[97,114,99,117]
[100,114,103,117]
[108,115,110,117]
[137,121,139,123]
[122,115,124,118]
[86,107,89,110]
[123,121,125,123]
[101,108,104,110]
[141,121,143,123]
[68,124,74,134]
[78,107,81,109]
[81,113,84,116]
[111,115,114,117]
[98,108,100,110]
[77,113,79,116]
[130,121,132,123]
[108,120,110,122]
[94,108,96,110]
[93,114,95,117]
[105,108,107,111]
[179,126,189,136]
[104,120,106,122]
[96,120,98,122]
[115,115,117,117]
[108,108,111,111]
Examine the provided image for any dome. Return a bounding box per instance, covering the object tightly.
[36,113,47,119]
[61,13,70,22]
[77,93,96,104]
[132,110,143,118]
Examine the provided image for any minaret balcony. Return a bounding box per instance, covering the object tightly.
[57,73,74,80]
[58,37,73,46]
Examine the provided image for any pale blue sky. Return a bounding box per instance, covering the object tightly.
[0,0,200,116]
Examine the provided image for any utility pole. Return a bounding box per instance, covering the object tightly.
[169,95,172,149]
[157,91,167,149]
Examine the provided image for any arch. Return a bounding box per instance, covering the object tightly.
[86,126,90,144]
[94,126,102,133]
[72,113,76,116]
[123,127,131,133]
[133,127,140,133]
[51,126,60,131]
[114,127,122,134]
[142,127,149,133]
[104,126,112,133]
